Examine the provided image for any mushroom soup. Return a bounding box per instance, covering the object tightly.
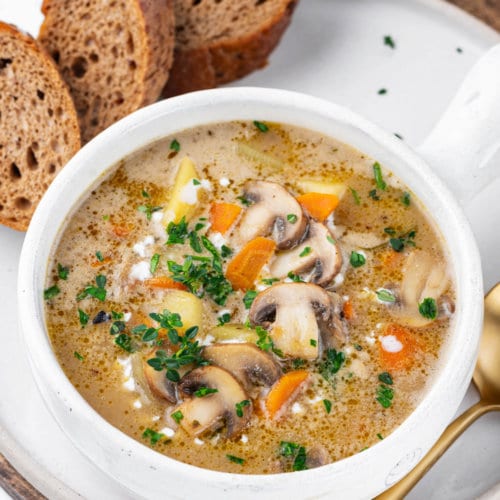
[44,121,454,474]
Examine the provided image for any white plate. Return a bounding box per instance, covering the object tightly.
[0,0,499,498]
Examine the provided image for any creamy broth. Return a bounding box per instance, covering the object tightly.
[44,121,453,474]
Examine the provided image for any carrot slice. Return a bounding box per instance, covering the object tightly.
[265,370,310,419]
[209,202,242,234]
[342,300,353,320]
[111,223,134,238]
[378,323,420,371]
[378,248,405,269]
[90,256,111,268]
[296,192,340,222]
[226,237,276,290]
[143,276,188,291]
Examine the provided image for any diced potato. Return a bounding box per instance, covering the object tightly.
[296,180,347,199]
[163,156,202,225]
[162,290,203,333]
[208,324,258,343]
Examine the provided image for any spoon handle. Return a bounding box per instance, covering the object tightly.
[375,400,497,499]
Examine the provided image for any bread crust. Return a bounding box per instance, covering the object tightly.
[39,0,175,143]
[162,0,298,97]
[0,21,80,231]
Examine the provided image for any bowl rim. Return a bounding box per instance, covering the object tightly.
[18,87,483,495]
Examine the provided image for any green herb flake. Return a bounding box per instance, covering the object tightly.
[376,385,394,408]
[287,213,298,223]
[74,351,84,361]
[401,191,411,206]
[142,190,150,198]
[389,237,405,252]
[170,139,180,152]
[377,433,384,440]
[150,253,160,274]
[292,359,306,369]
[237,195,251,207]
[354,343,363,351]
[142,428,165,446]
[235,399,251,418]
[373,162,387,191]
[378,372,393,385]
[192,179,201,186]
[323,399,332,414]
[376,289,396,303]
[102,214,110,221]
[78,308,89,327]
[287,271,304,283]
[369,189,380,201]
[217,312,231,326]
[57,263,69,280]
[261,277,279,285]
[253,120,269,132]
[243,290,258,309]
[194,386,219,398]
[350,251,366,268]
[77,275,107,302]
[384,227,396,236]
[171,410,184,424]
[378,88,388,95]
[44,285,60,300]
[349,187,361,205]
[115,333,134,353]
[279,441,308,472]
[220,245,233,258]
[300,246,312,257]
[326,235,336,245]
[138,204,163,221]
[310,339,317,347]
[226,454,245,465]
[456,47,463,54]
[384,35,396,49]
[319,348,345,381]
[166,217,189,245]
[394,133,404,140]
[419,297,438,320]
[96,251,104,262]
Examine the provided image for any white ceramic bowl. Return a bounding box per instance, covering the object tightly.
[18,45,500,499]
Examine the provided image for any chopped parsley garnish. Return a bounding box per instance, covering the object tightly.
[326,235,336,245]
[373,162,387,190]
[236,195,251,207]
[377,433,384,440]
[369,189,380,201]
[394,133,404,140]
[323,399,332,414]
[378,88,388,95]
[292,359,306,369]
[226,454,245,465]
[310,339,317,347]
[102,214,110,221]
[376,289,396,303]
[378,372,393,385]
[111,310,123,320]
[150,253,160,274]
[389,237,404,252]
[78,308,89,327]
[166,217,189,245]
[170,139,180,152]
[418,297,438,320]
[192,178,201,186]
[287,271,304,283]
[384,227,396,236]
[235,400,251,418]
[44,285,60,300]
[95,251,104,262]
[220,245,233,258]
[194,387,219,398]
[389,229,416,252]
[261,277,279,285]
[243,290,258,309]
[74,351,84,361]
[354,343,363,351]
[76,275,107,302]
[142,190,150,198]
[319,348,345,381]
[384,35,396,49]
[287,213,298,223]
[300,246,312,257]
[57,263,69,280]
[349,187,361,205]
[350,251,366,268]
[376,384,394,408]
[189,230,202,253]
[279,441,308,472]
[138,204,163,221]
[217,312,231,326]
[115,333,134,352]
[401,191,411,206]
[110,320,126,335]
[255,325,283,357]
[142,428,165,446]
[171,410,184,424]
[253,120,269,132]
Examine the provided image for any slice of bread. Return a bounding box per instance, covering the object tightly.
[38,0,175,143]
[0,22,80,231]
[162,0,298,97]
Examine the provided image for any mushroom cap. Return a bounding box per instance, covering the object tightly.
[176,365,251,439]
[235,181,307,249]
[202,342,282,397]
[270,220,342,286]
[143,356,178,404]
[249,283,344,360]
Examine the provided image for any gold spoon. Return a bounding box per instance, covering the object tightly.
[376,283,500,499]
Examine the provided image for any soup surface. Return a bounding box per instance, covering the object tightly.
[44,121,454,474]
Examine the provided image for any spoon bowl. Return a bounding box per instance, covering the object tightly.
[377,283,500,499]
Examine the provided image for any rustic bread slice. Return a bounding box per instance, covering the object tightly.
[38,0,175,143]
[0,22,80,231]
[162,0,298,97]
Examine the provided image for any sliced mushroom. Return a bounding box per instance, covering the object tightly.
[392,250,451,327]
[175,366,252,439]
[202,343,282,397]
[305,445,331,469]
[235,181,307,249]
[270,220,342,286]
[249,283,345,360]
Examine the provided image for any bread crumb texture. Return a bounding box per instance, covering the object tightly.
[163,0,298,97]
[39,0,175,143]
[0,22,80,231]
